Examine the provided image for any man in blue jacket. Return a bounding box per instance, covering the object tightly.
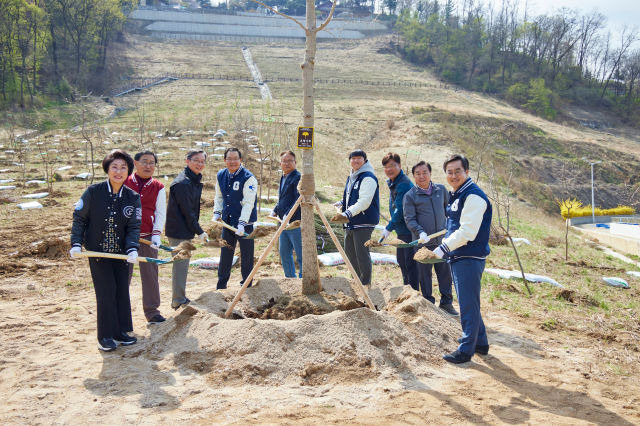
[381,152,417,288]
[433,154,492,364]
[213,147,258,289]
[271,150,302,278]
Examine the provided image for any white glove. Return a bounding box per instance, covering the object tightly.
[69,246,81,259]
[419,232,430,244]
[333,200,343,211]
[212,213,221,221]
[381,229,391,240]
[198,232,209,242]
[433,247,444,259]
[235,224,245,236]
[151,235,161,249]
[127,250,139,264]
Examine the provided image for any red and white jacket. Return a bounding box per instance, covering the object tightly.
[124,174,166,238]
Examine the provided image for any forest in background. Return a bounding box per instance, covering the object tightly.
[392,0,640,124]
[0,0,138,109]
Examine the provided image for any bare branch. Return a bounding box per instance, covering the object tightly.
[316,0,337,33]
[249,0,308,34]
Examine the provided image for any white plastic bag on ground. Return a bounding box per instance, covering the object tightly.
[627,271,640,278]
[370,252,399,265]
[22,192,49,199]
[318,252,344,266]
[17,201,43,210]
[485,268,564,288]
[602,277,630,289]
[190,256,238,269]
[1,185,17,191]
[511,237,531,246]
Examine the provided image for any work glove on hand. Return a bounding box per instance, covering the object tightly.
[127,250,139,264]
[380,229,391,240]
[69,246,81,259]
[419,232,430,244]
[235,224,246,237]
[212,213,221,222]
[197,232,209,242]
[151,235,161,249]
[433,247,444,259]
[333,201,343,211]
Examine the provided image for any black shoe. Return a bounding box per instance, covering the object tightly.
[148,314,166,324]
[114,332,137,346]
[440,304,459,316]
[443,350,472,364]
[475,345,490,355]
[97,338,117,352]
[172,298,191,310]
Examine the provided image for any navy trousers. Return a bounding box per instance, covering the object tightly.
[451,258,488,356]
[217,226,254,289]
[89,257,133,340]
[396,233,418,287]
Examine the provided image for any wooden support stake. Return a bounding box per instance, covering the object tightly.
[224,195,303,318]
[312,197,376,310]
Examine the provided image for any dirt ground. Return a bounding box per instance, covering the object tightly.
[1,256,639,424]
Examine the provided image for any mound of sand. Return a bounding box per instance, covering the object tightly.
[22,238,70,259]
[128,277,460,387]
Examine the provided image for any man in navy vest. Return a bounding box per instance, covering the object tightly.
[334,150,380,286]
[433,154,493,364]
[381,152,418,289]
[271,150,302,278]
[213,147,258,289]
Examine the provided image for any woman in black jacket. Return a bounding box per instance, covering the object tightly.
[70,149,141,352]
[165,149,208,310]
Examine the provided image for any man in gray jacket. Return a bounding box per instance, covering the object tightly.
[403,161,458,315]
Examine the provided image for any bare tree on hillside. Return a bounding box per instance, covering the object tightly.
[250,0,336,295]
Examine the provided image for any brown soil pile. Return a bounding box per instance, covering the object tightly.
[364,239,383,247]
[556,289,600,307]
[22,238,70,259]
[330,213,349,223]
[172,250,192,261]
[133,278,460,387]
[204,238,231,249]
[414,247,438,262]
[247,227,275,239]
[175,241,197,252]
[206,223,224,236]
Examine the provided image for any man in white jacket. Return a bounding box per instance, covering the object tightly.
[334,150,380,286]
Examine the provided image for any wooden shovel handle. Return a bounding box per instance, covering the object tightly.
[212,220,250,237]
[73,250,150,262]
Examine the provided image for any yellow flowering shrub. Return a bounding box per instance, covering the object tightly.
[558,198,635,219]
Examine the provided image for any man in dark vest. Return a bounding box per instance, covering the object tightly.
[433,154,493,364]
[271,150,302,278]
[213,147,258,289]
[334,150,380,286]
[381,152,418,288]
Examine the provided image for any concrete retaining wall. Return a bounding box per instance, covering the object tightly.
[568,215,639,226]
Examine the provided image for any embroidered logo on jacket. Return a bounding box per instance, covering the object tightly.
[123,205,134,218]
[74,199,83,210]
[354,181,360,190]
[136,208,142,220]
[451,199,460,212]
[233,181,240,191]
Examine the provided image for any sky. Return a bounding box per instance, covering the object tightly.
[487,0,639,39]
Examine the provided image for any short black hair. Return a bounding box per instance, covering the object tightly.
[134,150,158,164]
[411,160,432,175]
[443,154,469,172]
[224,147,242,160]
[382,152,401,166]
[102,149,134,175]
[186,149,207,160]
[349,149,367,161]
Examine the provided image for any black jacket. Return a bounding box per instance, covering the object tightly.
[273,169,301,222]
[71,180,141,254]
[165,167,204,239]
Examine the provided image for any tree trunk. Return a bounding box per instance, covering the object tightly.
[300,0,321,295]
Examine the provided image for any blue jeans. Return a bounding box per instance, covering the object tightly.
[451,258,488,356]
[279,228,302,278]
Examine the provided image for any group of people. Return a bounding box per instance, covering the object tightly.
[70,146,492,364]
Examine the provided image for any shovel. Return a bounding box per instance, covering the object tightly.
[73,250,176,264]
[139,238,175,253]
[266,215,300,230]
[211,220,272,239]
[373,229,447,248]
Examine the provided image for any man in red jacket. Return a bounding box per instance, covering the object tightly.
[125,150,167,324]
